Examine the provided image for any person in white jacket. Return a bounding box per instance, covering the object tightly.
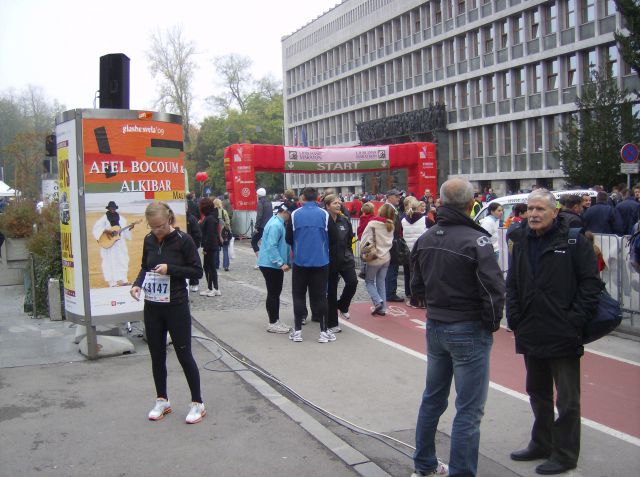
[402,198,434,307]
[479,202,504,260]
[360,203,395,316]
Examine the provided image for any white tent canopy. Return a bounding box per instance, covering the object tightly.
[0,180,18,197]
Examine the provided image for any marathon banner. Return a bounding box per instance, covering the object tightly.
[283,146,390,172]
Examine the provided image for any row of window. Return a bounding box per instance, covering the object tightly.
[287,43,629,124]
[285,0,617,93]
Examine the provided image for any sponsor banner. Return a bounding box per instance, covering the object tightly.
[55,122,85,316]
[284,146,390,172]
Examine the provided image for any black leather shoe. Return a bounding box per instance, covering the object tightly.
[510,447,551,461]
[535,460,576,475]
[387,295,404,302]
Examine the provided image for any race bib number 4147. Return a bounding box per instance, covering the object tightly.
[142,272,171,303]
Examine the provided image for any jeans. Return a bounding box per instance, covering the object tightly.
[524,355,581,466]
[414,320,493,477]
[385,261,399,297]
[365,262,389,309]
[218,243,230,270]
[292,264,329,332]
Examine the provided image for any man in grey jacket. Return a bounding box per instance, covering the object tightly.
[409,178,505,477]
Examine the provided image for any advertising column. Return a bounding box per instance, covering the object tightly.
[56,109,185,330]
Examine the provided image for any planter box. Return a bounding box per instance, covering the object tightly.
[5,237,29,261]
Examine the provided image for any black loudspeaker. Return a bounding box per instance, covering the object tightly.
[99,53,130,109]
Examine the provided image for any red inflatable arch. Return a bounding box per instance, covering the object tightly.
[223,142,437,210]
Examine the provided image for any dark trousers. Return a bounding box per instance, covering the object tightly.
[524,355,581,466]
[202,250,218,290]
[251,228,264,253]
[403,263,412,297]
[292,264,328,332]
[327,266,358,328]
[259,266,284,324]
[144,301,202,403]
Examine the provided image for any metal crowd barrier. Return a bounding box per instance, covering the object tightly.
[351,216,639,334]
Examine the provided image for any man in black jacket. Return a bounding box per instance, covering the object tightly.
[409,178,505,477]
[557,194,584,229]
[507,189,600,475]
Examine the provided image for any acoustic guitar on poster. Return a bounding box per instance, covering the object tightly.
[98,219,142,249]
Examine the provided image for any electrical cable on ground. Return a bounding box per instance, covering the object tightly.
[192,333,416,458]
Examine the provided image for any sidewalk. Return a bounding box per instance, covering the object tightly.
[0,285,362,477]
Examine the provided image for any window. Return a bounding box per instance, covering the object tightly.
[564,0,575,29]
[514,67,526,97]
[487,125,496,155]
[604,0,616,16]
[567,54,577,86]
[581,0,595,23]
[502,123,512,154]
[471,29,480,57]
[499,19,509,49]
[483,25,494,52]
[546,115,561,150]
[500,71,510,99]
[460,81,469,108]
[606,45,618,77]
[513,15,523,44]
[544,2,557,34]
[434,44,443,69]
[457,36,467,61]
[533,118,543,151]
[547,59,558,89]
[530,9,540,39]
[476,127,484,157]
[425,47,433,71]
[515,121,526,153]
[532,62,543,93]
[462,130,471,159]
[435,1,443,24]
[472,78,483,105]
[446,40,455,65]
[458,0,466,16]
[583,48,596,79]
[448,84,457,108]
[451,131,459,161]
[485,75,495,102]
[424,3,432,28]
[446,0,454,20]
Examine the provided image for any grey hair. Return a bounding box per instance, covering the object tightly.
[440,178,474,211]
[528,189,556,209]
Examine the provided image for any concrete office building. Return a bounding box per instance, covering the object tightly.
[282,0,639,196]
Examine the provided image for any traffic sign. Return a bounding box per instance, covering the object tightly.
[620,143,639,163]
[620,163,639,174]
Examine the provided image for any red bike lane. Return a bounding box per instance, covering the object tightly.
[346,301,640,440]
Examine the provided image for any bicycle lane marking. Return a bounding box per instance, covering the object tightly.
[344,301,640,446]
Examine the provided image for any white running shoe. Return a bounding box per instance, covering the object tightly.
[328,326,342,334]
[212,288,222,296]
[199,290,211,297]
[318,330,337,343]
[411,461,449,476]
[185,402,206,424]
[267,321,291,334]
[289,330,302,342]
[338,310,350,320]
[148,398,172,421]
[205,289,217,297]
[189,285,199,292]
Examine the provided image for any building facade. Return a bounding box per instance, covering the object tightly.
[281,0,638,196]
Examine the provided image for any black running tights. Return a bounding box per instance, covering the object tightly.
[144,301,202,403]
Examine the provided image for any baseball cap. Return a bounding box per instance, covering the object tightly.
[274,203,289,214]
[386,188,402,196]
[257,188,266,197]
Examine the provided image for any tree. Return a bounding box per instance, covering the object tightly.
[615,0,640,76]
[560,67,640,188]
[209,54,253,113]
[0,86,62,195]
[147,25,197,146]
